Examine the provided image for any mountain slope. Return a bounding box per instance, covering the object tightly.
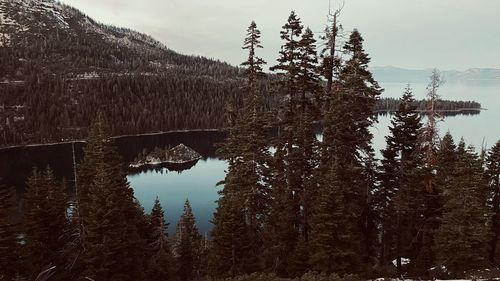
[0,0,238,79]
[0,0,251,147]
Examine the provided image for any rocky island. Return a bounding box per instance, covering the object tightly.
[129,143,202,169]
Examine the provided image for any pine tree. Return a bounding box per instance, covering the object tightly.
[312,29,381,273]
[21,167,69,280]
[376,146,399,270]
[267,12,321,276]
[309,161,349,274]
[375,87,423,273]
[210,187,251,277]
[415,70,445,273]
[146,197,174,280]
[174,199,203,281]
[486,141,500,263]
[210,20,269,277]
[296,27,321,245]
[434,141,490,275]
[264,144,300,277]
[0,184,19,280]
[77,120,148,281]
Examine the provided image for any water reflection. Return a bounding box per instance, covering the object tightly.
[127,158,227,236]
[1,81,499,236]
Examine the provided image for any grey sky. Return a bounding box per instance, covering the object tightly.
[60,0,500,71]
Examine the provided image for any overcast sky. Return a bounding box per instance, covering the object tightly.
[60,0,500,71]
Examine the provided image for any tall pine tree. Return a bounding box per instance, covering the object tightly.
[434,141,490,275]
[174,199,203,281]
[146,197,174,280]
[77,120,148,281]
[211,20,269,277]
[486,141,500,263]
[21,167,69,281]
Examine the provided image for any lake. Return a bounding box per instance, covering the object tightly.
[1,81,499,235]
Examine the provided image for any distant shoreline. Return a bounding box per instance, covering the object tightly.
[0,128,224,151]
[0,107,484,151]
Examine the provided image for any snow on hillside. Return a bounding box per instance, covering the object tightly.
[0,0,168,52]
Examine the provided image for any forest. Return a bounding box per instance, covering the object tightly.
[1,9,500,281]
[0,1,482,148]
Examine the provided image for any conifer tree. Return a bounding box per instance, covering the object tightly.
[210,188,252,277]
[77,120,148,281]
[174,199,203,281]
[146,197,174,280]
[415,70,445,273]
[21,167,69,281]
[310,162,349,274]
[0,184,19,280]
[486,141,500,263]
[211,20,269,277]
[264,144,300,277]
[375,87,423,273]
[376,146,399,269]
[268,12,322,275]
[312,29,381,273]
[434,141,490,275]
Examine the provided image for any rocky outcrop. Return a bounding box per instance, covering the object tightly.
[129,143,202,168]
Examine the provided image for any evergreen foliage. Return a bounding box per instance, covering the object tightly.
[21,167,69,280]
[145,197,174,281]
[434,141,490,274]
[486,141,500,263]
[77,120,148,281]
[174,199,203,281]
[0,184,19,280]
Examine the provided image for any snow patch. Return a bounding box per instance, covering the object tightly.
[392,257,410,267]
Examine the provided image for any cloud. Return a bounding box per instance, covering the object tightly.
[60,0,500,70]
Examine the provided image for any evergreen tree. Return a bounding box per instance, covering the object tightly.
[0,184,19,280]
[264,144,300,277]
[267,12,321,276]
[210,187,252,277]
[21,167,69,281]
[309,161,349,274]
[174,199,203,281]
[210,20,269,277]
[376,146,399,270]
[146,197,174,281]
[486,141,500,263]
[376,87,423,273]
[434,141,490,275]
[312,29,381,273]
[415,70,444,273]
[77,120,148,281]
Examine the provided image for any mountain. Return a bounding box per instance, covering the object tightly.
[0,0,251,147]
[0,0,239,79]
[371,66,500,83]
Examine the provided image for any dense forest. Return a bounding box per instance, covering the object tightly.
[0,0,482,147]
[2,5,500,281]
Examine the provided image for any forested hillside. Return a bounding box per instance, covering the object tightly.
[0,0,481,147]
[0,0,247,146]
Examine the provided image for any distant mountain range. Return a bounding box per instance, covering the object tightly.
[371,66,500,83]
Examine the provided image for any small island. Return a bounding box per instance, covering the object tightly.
[129,143,202,169]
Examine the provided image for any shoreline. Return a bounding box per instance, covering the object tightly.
[128,157,203,169]
[0,107,484,151]
[0,128,224,151]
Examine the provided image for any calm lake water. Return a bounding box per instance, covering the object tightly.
[1,81,499,235]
